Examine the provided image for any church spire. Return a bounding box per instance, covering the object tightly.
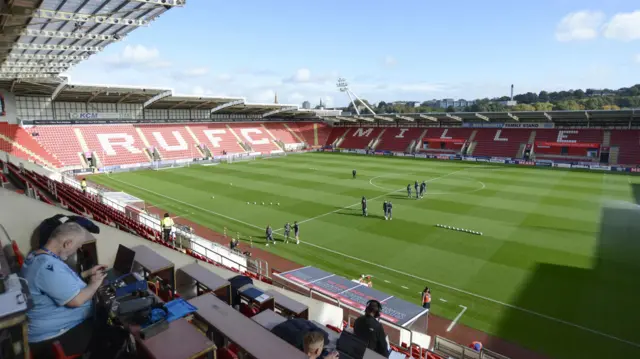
[274,92,278,104]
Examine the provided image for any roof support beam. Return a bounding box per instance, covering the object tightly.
[28,9,150,27]
[0,74,61,79]
[396,115,414,122]
[7,43,103,52]
[543,112,552,121]
[130,0,186,6]
[117,93,134,104]
[319,116,339,124]
[507,112,519,121]
[143,90,172,108]
[475,113,489,121]
[354,116,373,122]
[336,116,356,122]
[2,62,71,68]
[585,111,590,120]
[9,79,17,92]
[51,78,68,101]
[193,100,214,109]
[262,106,298,118]
[0,67,67,73]
[210,99,244,114]
[169,100,189,109]
[418,114,437,122]
[446,113,462,122]
[1,29,123,42]
[9,54,88,61]
[374,115,394,122]
[87,92,101,103]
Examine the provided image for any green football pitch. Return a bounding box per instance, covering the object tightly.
[90,152,640,359]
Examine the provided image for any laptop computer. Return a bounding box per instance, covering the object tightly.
[337,331,368,359]
[104,244,136,282]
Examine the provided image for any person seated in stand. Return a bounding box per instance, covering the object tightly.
[21,222,107,359]
[303,331,339,359]
[353,300,390,358]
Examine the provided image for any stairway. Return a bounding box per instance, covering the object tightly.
[602,131,611,147]
[185,126,206,157]
[411,129,429,152]
[334,129,350,147]
[466,142,477,156]
[609,146,619,165]
[528,130,537,144]
[283,123,305,143]
[468,129,478,143]
[0,134,57,169]
[516,143,527,158]
[370,129,387,150]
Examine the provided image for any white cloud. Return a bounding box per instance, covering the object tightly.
[182,67,210,77]
[106,44,171,69]
[555,10,605,42]
[383,56,397,67]
[288,68,312,83]
[603,11,640,41]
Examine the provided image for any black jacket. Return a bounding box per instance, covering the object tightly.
[353,315,390,357]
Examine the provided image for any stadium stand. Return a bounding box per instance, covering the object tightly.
[0,124,62,167]
[78,124,149,166]
[263,122,302,145]
[187,123,247,156]
[325,127,350,147]
[29,126,85,167]
[135,124,198,160]
[228,123,283,153]
[472,129,532,158]
[377,127,425,152]
[610,130,640,165]
[337,127,385,149]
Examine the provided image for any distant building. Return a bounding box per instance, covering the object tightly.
[391,101,420,108]
[433,99,475,109]
[302,101,311,109]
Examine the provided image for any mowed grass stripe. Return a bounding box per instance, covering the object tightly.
[90,153,640,359]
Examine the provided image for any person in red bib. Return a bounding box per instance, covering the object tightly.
[421,287,431,309]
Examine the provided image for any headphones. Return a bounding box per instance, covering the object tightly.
[366,300,382,319]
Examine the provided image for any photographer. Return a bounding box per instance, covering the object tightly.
[353,300,390,357]
[21,222,107,358]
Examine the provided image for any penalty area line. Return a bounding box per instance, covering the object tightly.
[447,305,467,332]
[104,175,640,350]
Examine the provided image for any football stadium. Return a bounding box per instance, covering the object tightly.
[0,1,639,359]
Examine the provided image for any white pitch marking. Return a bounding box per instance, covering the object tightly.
[440,298,447,303]
[384,280,391,283]
[447,305,467,332]
[104,173,640,349]
[401,285,409,290]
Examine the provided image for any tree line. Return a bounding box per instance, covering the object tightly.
[344,84,640,113]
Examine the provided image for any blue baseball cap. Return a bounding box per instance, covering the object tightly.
[37,214,100,248]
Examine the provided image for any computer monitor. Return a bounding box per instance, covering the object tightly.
[337,331,367,359]
[113,244,135,275]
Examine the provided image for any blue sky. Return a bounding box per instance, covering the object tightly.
[69,0,640,107]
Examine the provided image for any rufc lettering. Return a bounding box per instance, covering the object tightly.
[151,131,188,151]
[353,128,374,137]
[203,129,226,148]
[494,129,508,142]
[240,128,270,145]
[97,134,142,155]
[557,130,578,143]
[395,128,409,138]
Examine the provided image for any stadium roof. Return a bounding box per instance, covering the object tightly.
[0,0,183,81]
[323,109,640,123]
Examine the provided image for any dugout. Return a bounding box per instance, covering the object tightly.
[274,266,430,349]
